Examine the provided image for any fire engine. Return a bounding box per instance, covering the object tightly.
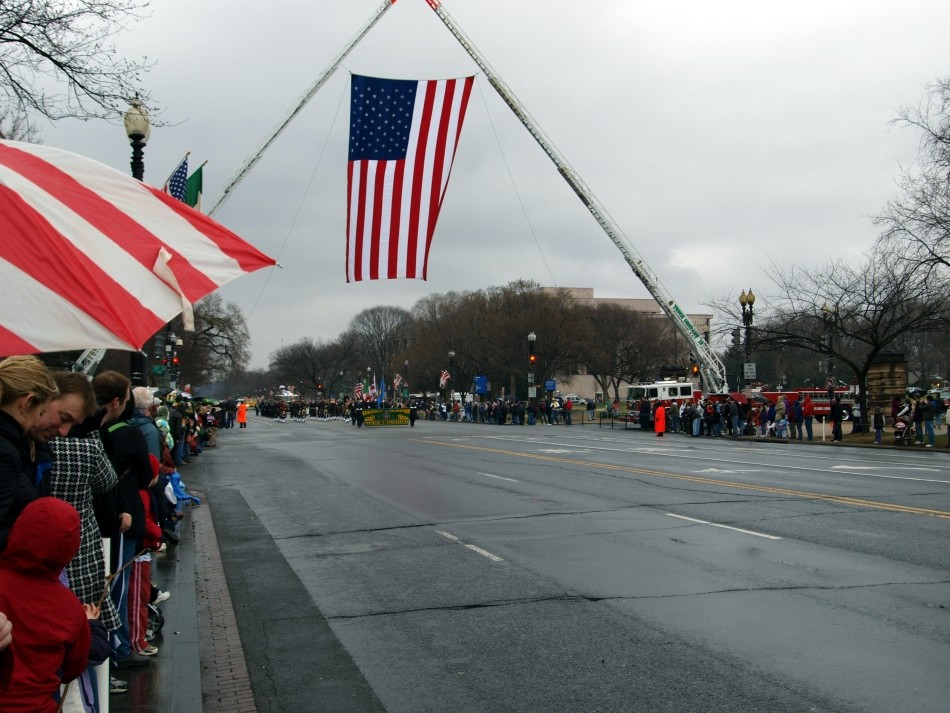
[627,381,700,404]
[751,387,857,422]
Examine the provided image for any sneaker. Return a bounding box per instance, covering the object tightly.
[926,444,933,448]
[114,652,150,669]
[110,677,128,694]
[154,590,171,604]
[145,628,155,642]
[137,645,159,656]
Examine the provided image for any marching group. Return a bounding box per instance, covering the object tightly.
[0,355,206,712]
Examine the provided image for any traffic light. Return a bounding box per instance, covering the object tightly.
[731,328,741,348]
[691,364,699,376]
[172,356,180,366]
[528,337,536,365]
[529,353,537,366]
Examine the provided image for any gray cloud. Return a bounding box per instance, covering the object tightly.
[43,0,949,367]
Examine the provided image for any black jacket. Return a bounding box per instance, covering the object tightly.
[0,410,37,553]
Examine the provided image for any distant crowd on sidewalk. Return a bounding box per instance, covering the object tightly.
[0,355,201,712]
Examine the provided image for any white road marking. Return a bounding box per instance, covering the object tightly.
[464,544,504,562]
[435,530,504,562]
[479,472,519,483]
[666,513,782,540]
[537,448,591,454]
[459,435,950,485]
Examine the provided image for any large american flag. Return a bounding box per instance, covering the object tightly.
[163,156,188,202]
[439,369,451,388]
[354,381,363,399]
[346,74,475,282]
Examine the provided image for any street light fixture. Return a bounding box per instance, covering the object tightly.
[124,99,151,386]
[448,350,456,399]
[527,332,537,399]
[821,303,838,392]
[739,289,755,388]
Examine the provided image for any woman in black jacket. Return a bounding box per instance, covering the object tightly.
[0,355,59,553]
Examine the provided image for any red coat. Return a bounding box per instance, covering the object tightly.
[654,403,667,433]
[0,497,90,712]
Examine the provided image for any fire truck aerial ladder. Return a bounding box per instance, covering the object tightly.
[422,0,728,393]
[207,0,730,393]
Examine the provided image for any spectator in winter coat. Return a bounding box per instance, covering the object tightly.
[803,395,815,440]
[0,497,104,712]
[0,355,59,554]
[791,396,805,440]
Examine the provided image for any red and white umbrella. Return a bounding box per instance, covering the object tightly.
[0,140,276,354]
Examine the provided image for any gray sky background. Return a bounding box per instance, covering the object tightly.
[42,0,950,368]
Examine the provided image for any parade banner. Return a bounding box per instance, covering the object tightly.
[363,408,410,427]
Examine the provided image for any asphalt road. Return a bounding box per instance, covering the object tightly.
[194,417,950,713]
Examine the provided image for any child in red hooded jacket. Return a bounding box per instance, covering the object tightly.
[0,497,106,712]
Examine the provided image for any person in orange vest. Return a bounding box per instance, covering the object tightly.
[236,401,248,429]
[654,400,666,437]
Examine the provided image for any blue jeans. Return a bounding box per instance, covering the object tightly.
[111,536,139,660]
[925,419,935,446]
[805,416,814,440]
[692,417,701,436]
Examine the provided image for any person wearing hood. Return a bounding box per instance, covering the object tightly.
[0,497,108,711]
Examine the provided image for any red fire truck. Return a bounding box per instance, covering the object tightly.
[751,387,857,422]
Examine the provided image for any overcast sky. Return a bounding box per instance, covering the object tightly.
[43,0,950,368]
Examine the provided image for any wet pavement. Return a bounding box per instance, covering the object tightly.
[109,483,256,713]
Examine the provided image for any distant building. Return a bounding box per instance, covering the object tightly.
[542,287,713,402]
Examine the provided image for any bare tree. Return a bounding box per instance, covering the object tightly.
[172,294,251,386]
[0,0,154,126]
[575,303,666,403]
[0,107,41,141]
[875,77,950,279]
[348,305,412,379]
[740,251,950,417]
[268,335,359,395]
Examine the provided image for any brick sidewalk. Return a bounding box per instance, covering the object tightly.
[192,495,258,713]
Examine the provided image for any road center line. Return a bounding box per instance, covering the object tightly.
[435,530,504,562]
[666,513,782,540]
[462,435,950,485]
[418,439,950,520]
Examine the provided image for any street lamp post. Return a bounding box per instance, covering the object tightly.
[448,350,456,395]
[527,332,537,400]
[124,100,152,387]
[821,303,838,397]
[739,289,756,389]
[404,359,409,398]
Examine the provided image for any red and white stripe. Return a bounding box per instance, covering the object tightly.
[0,140,275,354]
[346,76,474,282]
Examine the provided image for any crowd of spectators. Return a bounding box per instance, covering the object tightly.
[0,355,200,711]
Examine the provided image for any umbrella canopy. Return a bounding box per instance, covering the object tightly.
[729,392,749,405]
[0,140,276,354]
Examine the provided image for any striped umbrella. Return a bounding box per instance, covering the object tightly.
[0,140,276,354]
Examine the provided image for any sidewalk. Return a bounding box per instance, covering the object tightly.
[110,488,257,713]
